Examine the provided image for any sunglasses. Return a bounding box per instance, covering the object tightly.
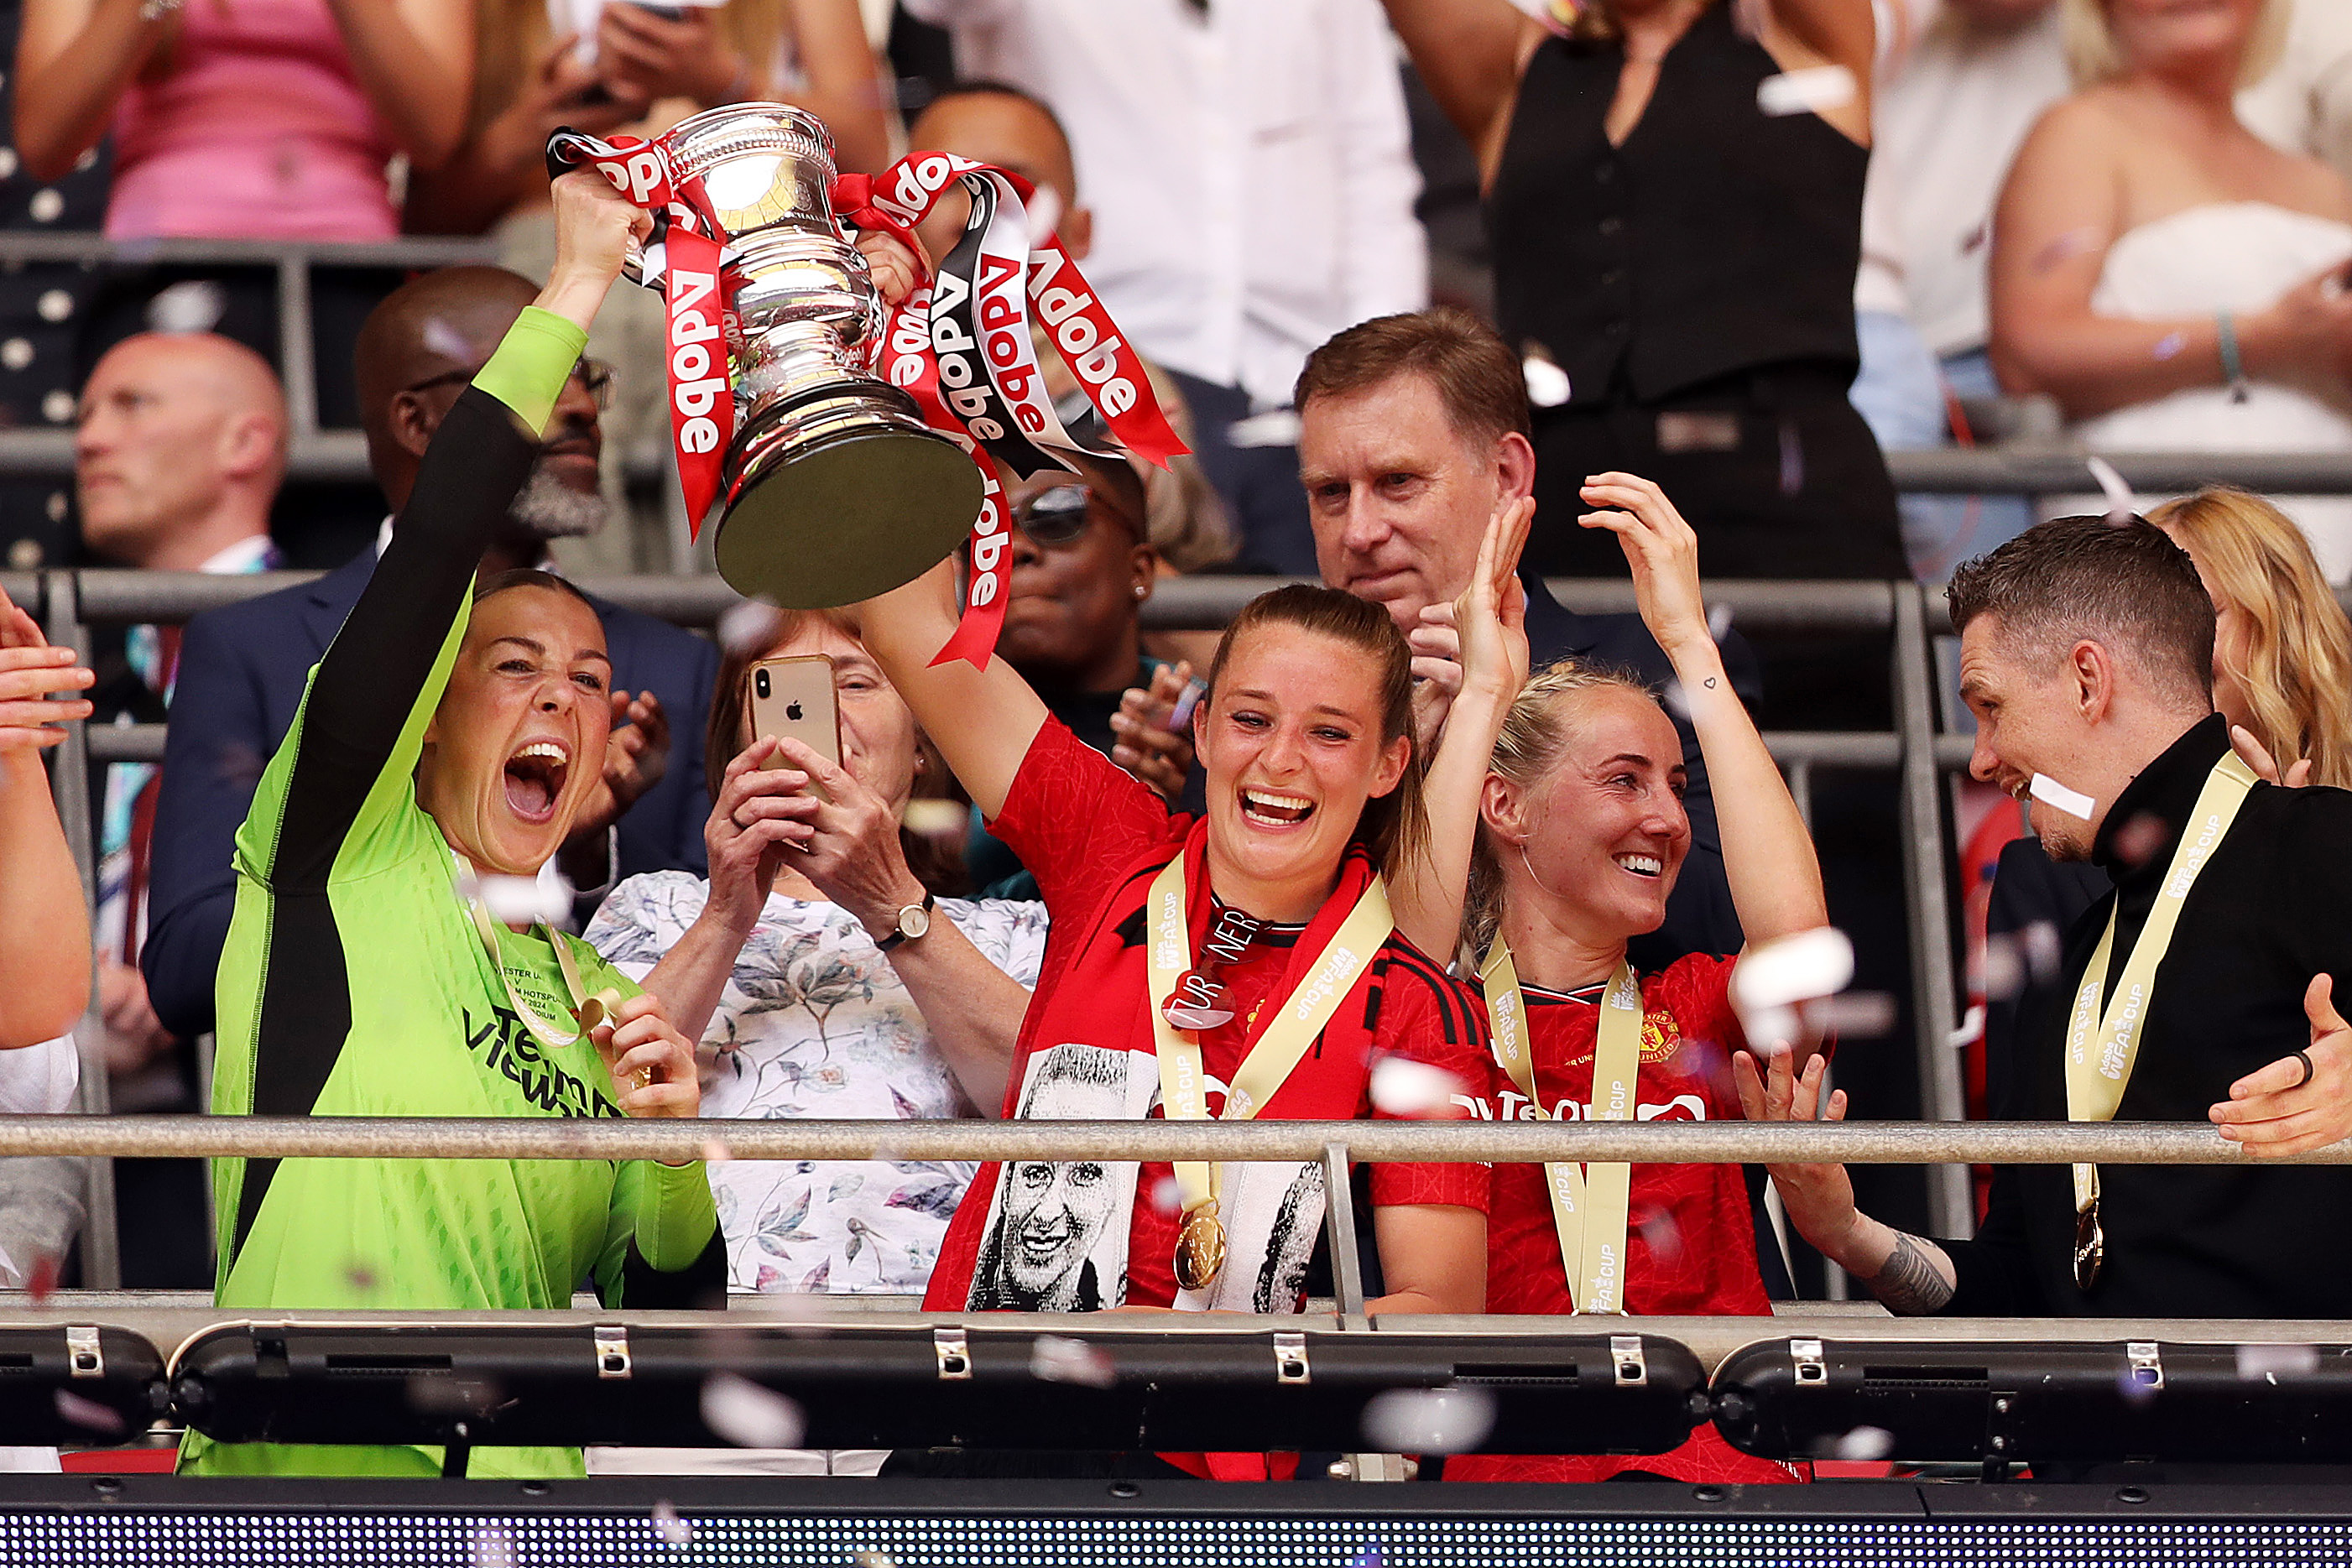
[403,357,617,411]
[1010,483,1098,547]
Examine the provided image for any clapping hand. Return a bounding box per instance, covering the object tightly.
[1111,660,1197,802]
[1452,494,1531,704]
[0,583,91,752]
[571,688,670,841]
[1731,1044,1862,1252]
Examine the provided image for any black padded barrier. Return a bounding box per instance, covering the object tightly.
[0,1326,162,1446]
[1713,1336,2352,1465]
[169,1323,1705,1456]
[0,1477,2349,1567]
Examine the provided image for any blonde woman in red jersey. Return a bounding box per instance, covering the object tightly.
[1430,472,1830,1484]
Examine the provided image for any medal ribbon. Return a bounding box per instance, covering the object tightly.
[1479,940,1643,1314]
[451,856,594,1054]
[2063,751,2257,1242]
[1144,847,1394,1305]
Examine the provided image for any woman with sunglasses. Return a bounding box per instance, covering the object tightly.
[966,456,1202,895]
[854,508,1528,1479]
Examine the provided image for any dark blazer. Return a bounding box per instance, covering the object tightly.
[1520,569,1764,969]
[141,546,717,1041]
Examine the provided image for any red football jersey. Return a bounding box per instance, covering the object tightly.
[1450,952,1802,1487]
[922,721,1491,1316]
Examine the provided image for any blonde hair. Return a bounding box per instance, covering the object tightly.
[2059,0,2287,88]
[2146,488,2352,790]
[1463,659,1660,959]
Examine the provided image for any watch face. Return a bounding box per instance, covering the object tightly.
[901,903,931,940]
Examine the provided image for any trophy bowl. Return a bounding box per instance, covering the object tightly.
[660,104,983,609]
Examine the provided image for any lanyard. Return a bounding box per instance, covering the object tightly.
[2063,751,2256,1274]
[1479,940,1644,1314]
[1144,851,1393,1299]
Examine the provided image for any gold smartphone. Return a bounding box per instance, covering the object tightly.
[747,654,841,799]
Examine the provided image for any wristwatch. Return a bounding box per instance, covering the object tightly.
[874,891,935,953]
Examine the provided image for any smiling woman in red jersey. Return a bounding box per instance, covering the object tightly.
[1429,472,1833,1486]
[853,516,1531,1479]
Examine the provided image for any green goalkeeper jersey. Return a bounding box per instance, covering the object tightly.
[181,311,719,1479]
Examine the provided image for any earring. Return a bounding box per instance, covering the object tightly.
[1134,586,1147,599]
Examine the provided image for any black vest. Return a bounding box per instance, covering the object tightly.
[1489,7,1868,408]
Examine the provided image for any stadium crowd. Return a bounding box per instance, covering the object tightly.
[1,0,2351,1484]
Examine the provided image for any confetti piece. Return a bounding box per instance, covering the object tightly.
[1359,1386,1495,1455]
[900,799,968,836]
[52,1388,124,1436]
[1981,936,2025,1003]
[2083,456,2136,524]
[2021,920,2063,982]
[145,279,227,335]
[651,1499,694,1547]
[1757,65,1855,117]
[701,1139,733,1166]
[25,1254,58,1305]
[2029,773,2095,820]
[1150,1175,1181,1215]
[2236,1343,2319,1379]
[1368,1056,1468,1117]
[1522,354,1571,409]
[2152,331,2187,361]
[477,873,573,926]
[1030,1335,1118,1388]
[701,1373,805,1448]
[2109,811,2167,867]
[1811,991,1897,1039]
[1025,186,1063,246]
[851,1553,898,1568]
[472,1525,517,1568]
[1833,1425,1894,1461]
[717,599,784,658]
[423,317,476,365]
[345,1263,380,1295]
[1707,603,1734,642]
[1732,928,1854,1049]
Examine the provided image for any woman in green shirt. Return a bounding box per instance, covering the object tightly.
[188,170,720,1479]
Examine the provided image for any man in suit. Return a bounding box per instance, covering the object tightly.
[143,267,717,1044]
[1296,307,1763,970]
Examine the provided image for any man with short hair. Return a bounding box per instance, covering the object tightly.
[143,267,718,1046]
[1296,307,1760,967]
[1749,515,2352,1318]
[76,333,288,1082]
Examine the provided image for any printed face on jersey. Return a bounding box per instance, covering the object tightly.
[1957,612,2101,862]
[1300,372,1505,633]
[740,618,921,815]
[421,585,613,877]
[1195,623,1409,916]
[1497,685,1689,940]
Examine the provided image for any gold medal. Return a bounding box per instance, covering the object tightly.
[573,987,627,1034]
[1174,1206,1228,1293]
[2073,1201,2104,1293]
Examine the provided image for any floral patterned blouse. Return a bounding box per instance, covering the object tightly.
[587,872,1049,1295]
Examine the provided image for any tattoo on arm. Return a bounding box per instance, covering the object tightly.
[1865,1232,1956,1314]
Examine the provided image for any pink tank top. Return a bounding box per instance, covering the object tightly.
[106,0,399,240]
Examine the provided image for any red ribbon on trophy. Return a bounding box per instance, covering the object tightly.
[551,130,1186,669]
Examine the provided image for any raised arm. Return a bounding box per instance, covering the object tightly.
[1391,498,1530,962]
[0,584,93,1047]
[1990,101,2352,418]
[1579,474,1825,948]
[321,0,477,169]
[13,0,172,180]
[852,558,1051,821]
[1377,0,1541,175]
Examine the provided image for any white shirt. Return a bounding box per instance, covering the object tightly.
[1855,0,2070,355]
[904,0,1429,409]
[585,871,1049,1295]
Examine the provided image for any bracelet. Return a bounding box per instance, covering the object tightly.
[2216,311,2250,404]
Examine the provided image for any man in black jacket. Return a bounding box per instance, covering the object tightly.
[1296,306,1762,970]
[142,267,717,1046]
[1745,514,2352,1318]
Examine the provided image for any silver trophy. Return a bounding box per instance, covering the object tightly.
[644,104,982,608]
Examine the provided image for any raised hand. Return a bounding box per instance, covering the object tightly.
[1730,1044,1860,1250]
[2230,723,2314,789]
[2212,973,2352,1157]
[762,734,928,945]
[1578,471,1710,659]
[853,227,927,308]
[701,737,805,932]
[1452,493,1531,705]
